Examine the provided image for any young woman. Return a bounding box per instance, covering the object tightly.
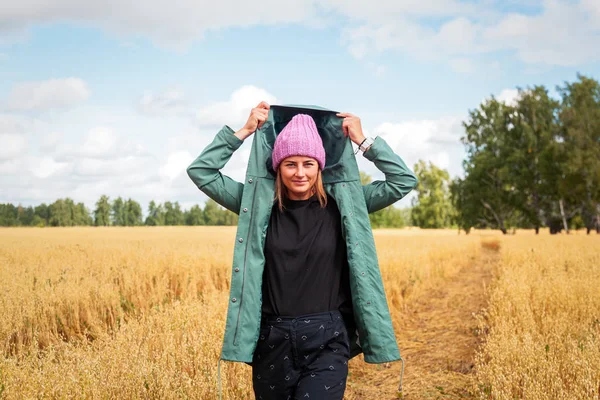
[187,101,417,399]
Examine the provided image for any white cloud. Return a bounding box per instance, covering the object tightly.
[196,85,278,128]
[342,1,600,67]
[51,126,149,163]
[80,127,117,158]
[323,0,476,21]
[0,159,20,176]
[72,154,155,179]
[160,151,194,180]
[0,107,209,209]
[496,88,520,106]
[138,88,189,116]
[361,116,465,180]
[449,57,475,73]
[40,131,64,151]
[0,134,27,160]
[354,115,467,206]
[0,0,319,48]
[482,1,599,66]
[0,113,41,135]
[582,0,600,28]
[429,151,451,170]
[6,78,90,112]
[30,156,69,179]
[1,1,597,69]
[438,17,479,54]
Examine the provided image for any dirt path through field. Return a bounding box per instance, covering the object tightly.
[348,247,498,399]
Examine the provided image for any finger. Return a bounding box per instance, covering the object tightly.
[336,112,349,118]
[257,112,268,124]
[253,109,268,120]
[257,101,270,110]
[257,112,269,128]
[342,120,349,137]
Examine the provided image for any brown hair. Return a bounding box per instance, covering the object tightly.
[275,168,327,212]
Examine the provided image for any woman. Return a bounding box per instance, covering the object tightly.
[187,101,417,399]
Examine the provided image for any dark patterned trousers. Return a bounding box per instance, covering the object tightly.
[252,310,350,400]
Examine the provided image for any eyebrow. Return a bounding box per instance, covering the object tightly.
[285,160,314,165]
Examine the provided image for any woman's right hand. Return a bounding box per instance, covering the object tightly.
[235,101,270,140]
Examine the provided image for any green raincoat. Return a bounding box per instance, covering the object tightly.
[187,105,417,364]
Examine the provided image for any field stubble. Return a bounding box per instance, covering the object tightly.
[0,227,598,399]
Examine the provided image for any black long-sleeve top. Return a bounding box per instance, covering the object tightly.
[261,194,353,321]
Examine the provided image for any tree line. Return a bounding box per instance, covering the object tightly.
[0,192,411,228]
[0,192,410,228]
[0,196,238,227]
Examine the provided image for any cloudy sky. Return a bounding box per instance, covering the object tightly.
[1,0,599,211]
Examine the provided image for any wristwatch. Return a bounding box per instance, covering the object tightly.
[357,137,375,154]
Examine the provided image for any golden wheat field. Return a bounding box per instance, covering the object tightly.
[0,227,598,399]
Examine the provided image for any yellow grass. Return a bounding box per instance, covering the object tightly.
[474,235,600,400]
[0,227,598,399]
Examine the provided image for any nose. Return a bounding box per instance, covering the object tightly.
[295,165,305,177]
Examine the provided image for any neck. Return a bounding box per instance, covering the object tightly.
[287,191,313,201]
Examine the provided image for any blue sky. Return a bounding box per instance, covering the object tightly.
[1,0,599,211]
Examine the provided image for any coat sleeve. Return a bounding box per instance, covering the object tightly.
[361,136,418,214]
[186,125,245,214]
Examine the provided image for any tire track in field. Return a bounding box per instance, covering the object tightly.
[348,245,498,399]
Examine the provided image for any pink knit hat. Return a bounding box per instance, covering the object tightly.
[272,114,326,171]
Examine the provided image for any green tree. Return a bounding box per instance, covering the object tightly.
[34,203,50,226]
[17,206,36,226]
[164,201,184,225]
[49,198,72,226]
[453,98,519,234]
[0,204,19,226]
[223,209,239,225]
[507,87,560,233]
[94,195,111,226]
[185,204,205,225]
[369,206,409,228]
[111,197,126,226]
[411,160,454,228]
[125,199,143,226]
[557,74,600,234]
[203,199,223,225]
[74,202,92,225]
[145,201,165,226]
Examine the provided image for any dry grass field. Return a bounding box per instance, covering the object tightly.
[0,227,598,399]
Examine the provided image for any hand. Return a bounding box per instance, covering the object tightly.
[235,101,270,140]
[336,112,366,146]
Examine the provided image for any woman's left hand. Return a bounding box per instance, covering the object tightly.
[336,112,366,146]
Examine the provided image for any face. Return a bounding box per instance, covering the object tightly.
[279,156,319,201]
